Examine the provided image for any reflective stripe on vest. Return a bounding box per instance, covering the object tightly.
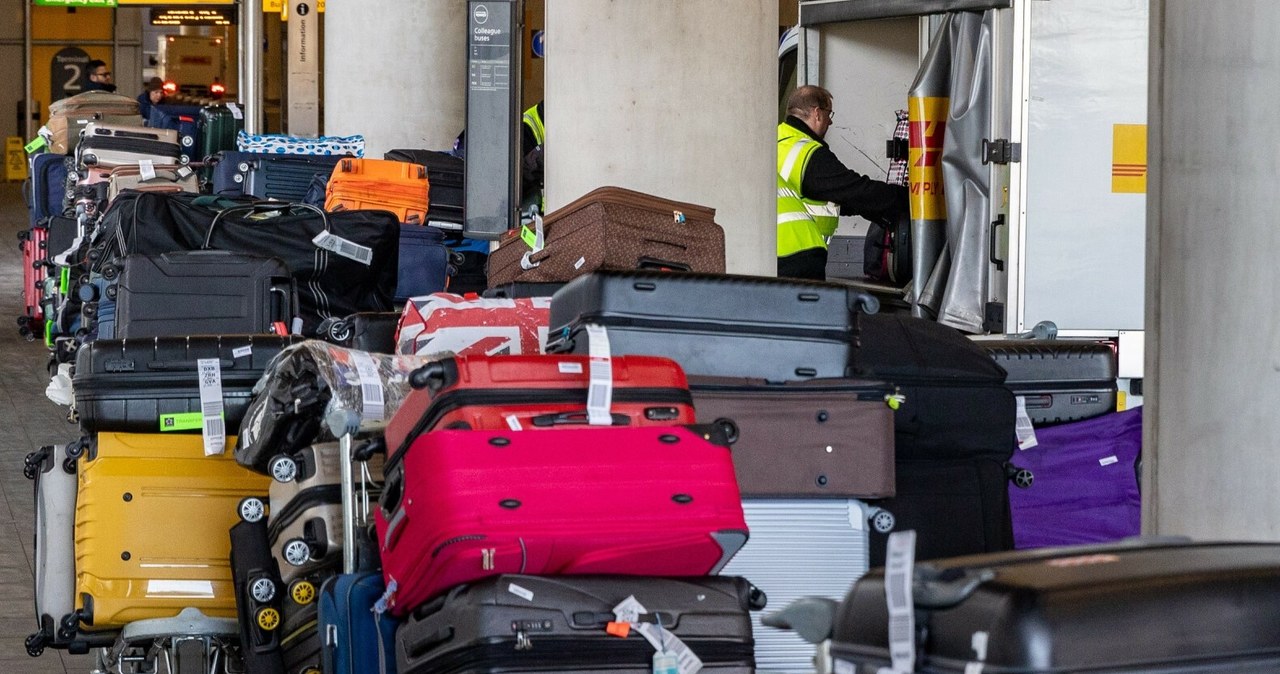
[523,105,545,147]
[777,123,840,257]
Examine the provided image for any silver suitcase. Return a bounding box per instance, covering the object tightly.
[26,442,79,655]
[720,499,894,674]
[77,122,182,169]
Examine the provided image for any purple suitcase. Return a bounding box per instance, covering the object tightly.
[1008,407,1142,549]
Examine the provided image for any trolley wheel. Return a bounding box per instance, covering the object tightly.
[255,607,281,631]
[283,538,312,567]
[250,576,277,603]
[238,496,266,523]
[870,508,896,534]
[289,580,317,606]
[25,632,46,658]
[269,454,298,483]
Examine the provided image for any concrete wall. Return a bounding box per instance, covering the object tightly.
[545,0,778,276]
[1145,0,1280,538]
[324,0,465,156]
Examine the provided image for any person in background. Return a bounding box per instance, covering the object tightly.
[776,85,907,281]
[85,60,116,93]
[137,77,166,122]
[520,101,545,212]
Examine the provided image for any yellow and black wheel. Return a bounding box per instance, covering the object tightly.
[256,606,281,631]
[290,579,317,606]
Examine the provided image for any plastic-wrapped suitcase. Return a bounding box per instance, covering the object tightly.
[318,573,398,674]
[229,519,286,674]
[317,311,401,353]
[384,353,696,458]
[147,105,202,164]
[395,225,449,301]
[375,425,747,616]
[980,339,1118,425]
[72,335,298,434]
[830,541,1280,673]
[547,271,879,381]
[211,151,344,203]
[324,157,430,225]
[76,122,183,168]
[27,153,71,225]
[384,148,464,228]
[396,574,761,674]
[488,186,726,286]
[70,432,269,633]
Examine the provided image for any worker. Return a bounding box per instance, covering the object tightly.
[137,77,166,122]
[84,60,116,93]
[777,85,907,280]
[520,101,545,213]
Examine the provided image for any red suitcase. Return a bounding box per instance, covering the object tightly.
[384,354,696,457]
[375,425,748,617]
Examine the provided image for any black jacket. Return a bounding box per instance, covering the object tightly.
[785,115,907,224]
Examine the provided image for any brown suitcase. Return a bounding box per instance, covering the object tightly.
[486,186,726,287]
[46,91,143,154]
[689,376,897,498]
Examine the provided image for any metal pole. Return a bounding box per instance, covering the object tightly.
[340,433,356,574]
[240,0,263,133]
[23,1,32,140]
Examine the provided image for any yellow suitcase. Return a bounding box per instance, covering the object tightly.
[73,432,269,632]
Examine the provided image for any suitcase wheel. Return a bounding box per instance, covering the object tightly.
[283,539,313,567]
[289,580,316,606]
[870,508,896,534]
[238,497,267,523]
[250,576,277,604]
[255,607,281,632]
[269,454,298,483]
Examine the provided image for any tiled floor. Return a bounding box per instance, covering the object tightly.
[0,182,96,673]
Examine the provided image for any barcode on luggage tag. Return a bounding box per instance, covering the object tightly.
[232,345,253,359]
[203,417,225,441]
[885,530,916,673]
[351,352,384,421]
[196,358,226,456]
[312,231,373,265]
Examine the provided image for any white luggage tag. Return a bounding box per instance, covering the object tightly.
[226,102,244,120]
[519,212,546,270]
[351,351,385,422]
[138,159,156,182]
[883,530,917,674]
[1015,397,1038,450]
[313,230,374,265]
[197,358,226,456]
[584,325,614,425]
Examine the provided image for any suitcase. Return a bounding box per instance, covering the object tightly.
[211,151,345,203]
[487,185,727,287]
[280,573,326,674]
[18,222,48,339]
[480,281,565,299]
[229,519,286,674]
[72,335,299,435]
[325,157,430,225]
[71,432,270,632]
[824,234,865,281]
[831,541,1280,673]
[147,105,203,164]
[720,499,887,674]
[318,573,398,674]
[384,148,464,228]
[26,153,71,225]
[375,425,748,616]
[199,104,244,163]
[547,271,879,381]
[981,339,1118,425]
[396,574,761,674]
[396,293,550,357]
[317,311,401,353]
[76,122,183,168]
[25,442,84,656]
[106,163,200,202]
[688,376,897,498]
[394,225,449,302]
[1008,407,1142,549]
[237,130,366,157]
[46,90,142,154]
[383,353,697,458]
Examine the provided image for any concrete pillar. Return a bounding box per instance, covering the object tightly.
[545,0,778,276]
[324,0,466,157]
[1145,1,1280,538]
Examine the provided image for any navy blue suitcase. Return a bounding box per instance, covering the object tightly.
[27,154,71,226]
[148,105,203,164]
[319,573,398,674]
[395,226,450,302]
[212,151,343,203]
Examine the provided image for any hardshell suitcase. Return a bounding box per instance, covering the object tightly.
[981,339,1118,425]
[18,222,48,338]
[325,157,430,225]
[396,575,761,674]
[547,271,879,381]
[689,376,897,498]
[396,293,550,357]
[229,519,286,674]
[147,105,203,164]
[384,148,464,228]
[27,153,71,225]
[237,131,365,157]
[76,122,183,168]
[107,163,199,202]
[212,151,345,203]
[46,90,142,154]
[831,541,1280,673]
[394,225,449,301]
[71,432,269,632]
[199,104,244,162]
[72,335,299,434]
[487,185,727,286]
[383,353,696,458]
[26,442,81,655]
[318,573,398,674]
[375,425,748,616]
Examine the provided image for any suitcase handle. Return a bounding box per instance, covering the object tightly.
[530,411,631,427]
[203,202,329,249]
[635,256,691,272]
[378,468,408,551]
[402,626,456,659]
[146,358,234,371]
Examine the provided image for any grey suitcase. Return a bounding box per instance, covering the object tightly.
[719,499,894,674]
[76,122,183,168]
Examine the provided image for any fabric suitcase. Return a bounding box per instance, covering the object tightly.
[831,541,1280,673]
[106,163,199,202]
[375,425,748,616]
[76,122,182,168]
[71,432,269,632]
[72,335,298,434]
[280,574,326,674]
[383,353,696,458]
[230,519,286,674]
[147,105,203,164]
[487,185,727,286]
[325,157,430,225]
[318,311,401,353]
[981,339,1118,425]
[318,573,398,674]
[689,376,897,498]
[237,131,365,157]
[211,151,344,202]
[396,293,550,357]
[396,574,760,674]
[394,225,449,301]
[25,442,81,655]
[384,148,464,228]
[1009,407,1142,549]
[27,153,71,225]
[720,499,885,674]
[548,271,878,381]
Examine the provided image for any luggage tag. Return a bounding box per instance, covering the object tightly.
[313,230,374,265]
[883,530,917,674]
[519,213,545,270]
[584,325,614,425]
[1015,397,1038,450]
[138,159,156,182]
[197,358,227,456]
[226,103,243,120]
[350,351,385,422]
[25,133,48,154]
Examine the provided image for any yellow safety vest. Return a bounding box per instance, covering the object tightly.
[777,123,840,257]
[522,104,545,147]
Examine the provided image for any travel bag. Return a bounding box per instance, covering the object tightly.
[317,311,401,353]
[981,338,1118,425]
[70,432,269,633]
[229,519,286,674]
[318,573,398,674]
[487,185,726,287]
[147,105,203,164]
[395,574,761,674]
[26,153,71,225]
[211,151,345,203]
[375,425,748,616]
[384,148,464,228]
[324,157,430,225]
[383,353,696,457]
[237,131,365,157]
[395,293,550,357]
[72,335,298,435]
[76,122,183,168]
[547,271,879,381]
[831,540,1280,673]
[394,225,450,301]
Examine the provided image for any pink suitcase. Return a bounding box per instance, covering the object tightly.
[375,425,747,617]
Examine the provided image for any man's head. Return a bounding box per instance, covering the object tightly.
[786,85,835,139]
[87,60,113,87]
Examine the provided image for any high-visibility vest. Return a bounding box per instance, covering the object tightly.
[776,122,840,257]
[522,104,545,147]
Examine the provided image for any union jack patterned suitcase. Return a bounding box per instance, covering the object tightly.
[395,293,550,357]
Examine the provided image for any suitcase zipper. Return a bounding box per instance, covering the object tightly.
[267,484,342,541]
[80,136,180,160]
[564,314,853,344]
[419,637,752,672]
[689,380,894,401]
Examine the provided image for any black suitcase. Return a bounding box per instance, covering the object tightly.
[72,335,298,435]
[212,151,344,203]
[229,519,286,674]
[317,311,400,353]
[384,148,464,228]
[833,541,1280,673]
[396,574,763,674]
[981,339,1118,425]
[481,281,566,299]
[547,270,878,381]
[113,250,296,338]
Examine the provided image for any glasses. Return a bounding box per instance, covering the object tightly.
[92,70,111,78]
[818,107,834,121]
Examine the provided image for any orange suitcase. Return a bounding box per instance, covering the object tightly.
[325,157,430,225]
